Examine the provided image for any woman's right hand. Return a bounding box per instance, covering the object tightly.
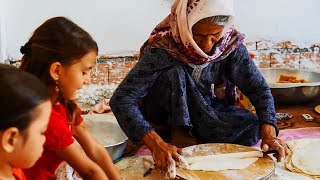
[142,131,188,179]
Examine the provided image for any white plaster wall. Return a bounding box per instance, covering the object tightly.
[234,0,320,44]
[0,0,320,61]
[0,0,7,61]
[1,0,171,61]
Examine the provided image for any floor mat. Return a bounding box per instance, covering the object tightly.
[253,127,320,148]
[136,127,320,155]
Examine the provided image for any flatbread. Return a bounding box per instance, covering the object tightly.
[292,143,320,176]
[285,138,320,179]
[186,157,260,171]
[182,151,263,171]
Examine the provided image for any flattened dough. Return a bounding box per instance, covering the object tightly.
[292,143,320,176]
[183,151,263,171]
[285,138,320,179]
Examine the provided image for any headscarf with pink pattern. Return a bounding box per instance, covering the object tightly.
[140,0,245,65]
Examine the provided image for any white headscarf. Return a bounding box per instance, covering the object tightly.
[140,0,244,64]
[176,0,236,59]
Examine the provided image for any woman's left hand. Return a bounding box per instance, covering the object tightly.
[260,124,290,162]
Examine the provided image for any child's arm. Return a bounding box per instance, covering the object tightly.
[56,143,109,180]
[74,122,121,180]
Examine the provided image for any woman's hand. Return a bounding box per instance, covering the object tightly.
[142,131,188,179]
[260,124,290,162]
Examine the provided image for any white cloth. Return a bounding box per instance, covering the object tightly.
[188,62,209,83]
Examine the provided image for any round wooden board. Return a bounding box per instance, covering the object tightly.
[115,143,275,180]
[177,143,275,180]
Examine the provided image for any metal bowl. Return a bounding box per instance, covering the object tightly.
[259,68,320,105]
[105,140,128,161]
[82,114,128,161]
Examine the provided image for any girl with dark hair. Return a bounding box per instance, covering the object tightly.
[20,17,120,180]
[0,64,51,180]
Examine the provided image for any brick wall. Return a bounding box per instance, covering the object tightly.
[91,41,320,85]
[7,41,319,109]
[246,41,320,71]
[9,40,319,86]
[91,57,137,85]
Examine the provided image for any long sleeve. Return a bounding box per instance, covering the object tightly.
[225,44,278,134]
[109,48,175,144]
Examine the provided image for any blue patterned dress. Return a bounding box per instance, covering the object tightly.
[110,45,278,146]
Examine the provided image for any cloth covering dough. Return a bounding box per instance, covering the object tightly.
[285,138,320,179]
[182,151,263,171]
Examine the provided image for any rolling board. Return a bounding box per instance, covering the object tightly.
[115,143,275,180]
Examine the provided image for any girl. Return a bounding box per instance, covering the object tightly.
[0,64,51,180]
[20,17,120,180]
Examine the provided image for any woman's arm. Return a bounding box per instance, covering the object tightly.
[225,44,278,130]
[74,122,121,180]
[56,142,108,180]
[109,48,174,144]
[225,44,289,161]
[110,49,183,179]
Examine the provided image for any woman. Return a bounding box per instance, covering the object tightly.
[20,17,120,180]
[110,0,289,178]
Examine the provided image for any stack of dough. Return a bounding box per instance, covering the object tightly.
[181,151,263,171]
[285,138,320,179]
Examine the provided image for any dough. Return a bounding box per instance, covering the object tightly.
[292,144,320,176]
[82,114,128,146]
[285,138,320,179]
[183,151,263,171]
[115,155,164,179]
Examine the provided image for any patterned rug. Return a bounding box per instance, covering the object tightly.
[277,119,295,129]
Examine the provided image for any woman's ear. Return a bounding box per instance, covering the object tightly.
[1,127,20,153]
[49,62,63,81]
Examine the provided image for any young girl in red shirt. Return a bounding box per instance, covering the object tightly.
[0,64,51,180]
[20,17,120,180]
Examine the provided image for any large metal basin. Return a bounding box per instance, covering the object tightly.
[82,114,128,161]
[259,68,320,105]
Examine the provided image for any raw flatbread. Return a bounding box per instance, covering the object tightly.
[285,138,320,179]
[183,151,263,171]
[292,143,320,176]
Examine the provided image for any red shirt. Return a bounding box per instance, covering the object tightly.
[12,168,26,180]
[23,104,83,180]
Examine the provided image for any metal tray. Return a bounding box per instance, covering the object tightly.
[259,68,320,104]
